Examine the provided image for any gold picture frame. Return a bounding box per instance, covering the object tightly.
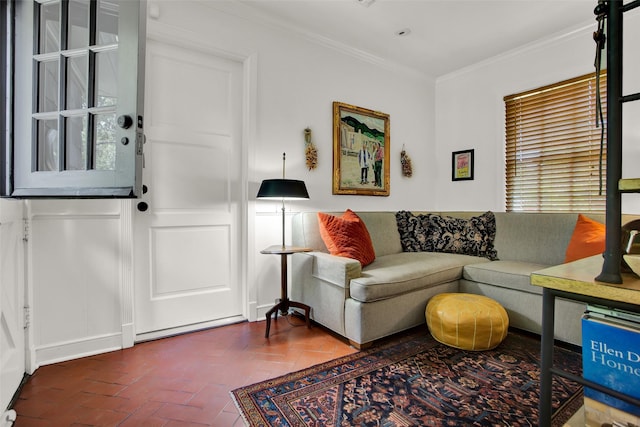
[332,102,390,196]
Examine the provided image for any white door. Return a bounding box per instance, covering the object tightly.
[0,200,25,412]
[134,40,244,337]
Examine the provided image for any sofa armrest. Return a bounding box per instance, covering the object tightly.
[291,251,361,337]
[308,252,362,288]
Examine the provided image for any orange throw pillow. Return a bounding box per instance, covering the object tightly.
[564,214,606,263]
[317,210,376,267]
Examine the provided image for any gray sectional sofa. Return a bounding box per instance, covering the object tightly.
[290,211,636,348]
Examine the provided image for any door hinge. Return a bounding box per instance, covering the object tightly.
[23,219,29,242]
[23,306,30,330]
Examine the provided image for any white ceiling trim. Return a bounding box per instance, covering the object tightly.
[437,19,596,84]
[200,0,433,81]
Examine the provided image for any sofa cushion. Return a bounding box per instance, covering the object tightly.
[395,211,498,260]
[395,210,429,252]
[318,210,376,267]
[422,212,498,260]
[349,252,489,302]
[491,212,595,266]
[462,260,549,295]
[356,212,403,256]
[564,214,606,263]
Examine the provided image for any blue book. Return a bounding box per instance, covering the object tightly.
[582,314,640,416]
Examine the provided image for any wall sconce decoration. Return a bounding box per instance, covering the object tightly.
[400,145,413,177]
[304,128,318,171]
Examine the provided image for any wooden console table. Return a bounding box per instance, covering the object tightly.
[261,245,312,338]
[531,256,640,426]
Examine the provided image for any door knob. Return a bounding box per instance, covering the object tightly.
[117,115,133,129]
[137,202,148,212]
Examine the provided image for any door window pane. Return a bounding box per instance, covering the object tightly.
[6,0,144,197]
[38,1,60,54]
[65,115,88,170]
[36,119,59,171]
[37,59,59,113]
[66,54,88,110]
[94,113,116,171]
[95,49,117,107]
[97,0,119,45]
[67,0,90,50]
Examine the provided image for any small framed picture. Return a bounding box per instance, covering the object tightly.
[452,149,474,181]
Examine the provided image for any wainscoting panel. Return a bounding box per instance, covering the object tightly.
[28,200,127,366]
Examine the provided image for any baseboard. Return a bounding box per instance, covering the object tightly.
[134,316,247,343]
[35,333,122,367]
[121,323,134,348]
[256,302,278,322]
[35,317,249,367]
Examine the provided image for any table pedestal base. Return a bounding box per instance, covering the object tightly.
[260,246,313,339]
[265,299,310,338]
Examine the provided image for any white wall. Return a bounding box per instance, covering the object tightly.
[146,0,436,320]
[434,10,640,214]
[149,0,436,212]
[26,0,436,366]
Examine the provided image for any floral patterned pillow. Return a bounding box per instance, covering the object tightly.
[395,210,429,252]
[396,211,498,260]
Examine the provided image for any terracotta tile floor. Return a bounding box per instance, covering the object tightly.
[12,316,358,426]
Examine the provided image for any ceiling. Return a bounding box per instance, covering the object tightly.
[238,0,599,78]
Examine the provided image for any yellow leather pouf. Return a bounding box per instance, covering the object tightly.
[426,293,509,351]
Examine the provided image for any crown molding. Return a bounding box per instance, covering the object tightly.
[198,0,433,82]
[436,19,595,84]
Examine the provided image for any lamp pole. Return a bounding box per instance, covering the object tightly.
[281,153,286,249]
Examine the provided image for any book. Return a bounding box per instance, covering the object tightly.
[582,314,640,417]
[588,304,640,324]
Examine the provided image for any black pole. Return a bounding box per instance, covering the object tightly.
[538,289,556,426]
[596,0,623,284]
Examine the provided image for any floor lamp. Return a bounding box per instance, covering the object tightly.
[256,153,312,337]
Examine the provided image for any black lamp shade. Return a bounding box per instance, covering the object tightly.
[256,179,309,200]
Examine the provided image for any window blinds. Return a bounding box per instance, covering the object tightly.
[504,72,607,212]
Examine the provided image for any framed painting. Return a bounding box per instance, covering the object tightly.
[332,102,390,196]
[452,149,474,181]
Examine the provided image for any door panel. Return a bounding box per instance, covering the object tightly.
[151,226,230,296]
[134,40,243,336]
[149,56,232,133]
[151,137,231,211]
[0,201,25,410]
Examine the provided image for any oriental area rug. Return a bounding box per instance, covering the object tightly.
[231,329,583,427]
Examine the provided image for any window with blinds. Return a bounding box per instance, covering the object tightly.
[504,72,607,212]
